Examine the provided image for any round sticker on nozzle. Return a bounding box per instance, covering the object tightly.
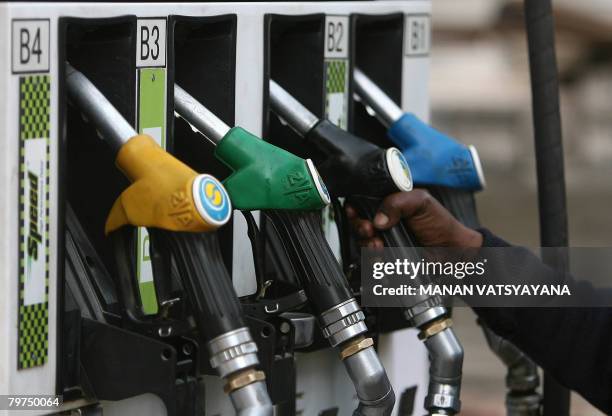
[386,148,413,192]
[306,159,331,205]
[192,174,232,227]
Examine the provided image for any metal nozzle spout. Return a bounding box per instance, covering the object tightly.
[173,83,231,145]
[65,62,136,153]
[353,68,403,129]
[269,79,320,137]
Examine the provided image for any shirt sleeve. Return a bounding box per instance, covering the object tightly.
[472,228,612,414]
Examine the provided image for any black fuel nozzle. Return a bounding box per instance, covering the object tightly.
[65,64,272,416]
[269,79,464,416]
[269,80,413,199]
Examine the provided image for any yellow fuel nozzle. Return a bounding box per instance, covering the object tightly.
[65,63,231,235]
[105,134,231,234]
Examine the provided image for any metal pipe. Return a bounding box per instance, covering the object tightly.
[174,84,230,145]
[208,328,273,415]
[319,299,396,415]
[353,68,403,129]
[269,80,319,137]
[229,381,274,416]
[343,346,395,416]
[65,63,135,153]
[423,327,463,415]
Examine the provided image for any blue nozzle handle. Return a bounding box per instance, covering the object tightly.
[387,113,486,192]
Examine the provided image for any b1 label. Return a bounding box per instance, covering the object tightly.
[324,15,349,59]
[136,18,166,68]
[405,15,431,56]
[12,20,50,74]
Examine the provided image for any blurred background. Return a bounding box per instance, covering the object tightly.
[429,0,612,414]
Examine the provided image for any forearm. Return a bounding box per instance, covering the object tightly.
[473,229,612,413]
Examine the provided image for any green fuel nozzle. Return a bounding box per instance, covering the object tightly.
[174,84,395,416]
[174,84,330,211]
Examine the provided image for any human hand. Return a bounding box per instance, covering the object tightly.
[345,189,483,249]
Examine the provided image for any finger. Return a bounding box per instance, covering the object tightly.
[346,208,376,238]
[345,204,357,219]
[371,237,384,249]
[355,218,375,239]
[359,237,383,249]
[374,189,433,230]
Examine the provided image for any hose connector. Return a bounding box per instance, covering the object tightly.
[419,318,464,415]
[341,337,395,416]
[319,300,395,416]
[320,298,368,347]
[207,327,273,416]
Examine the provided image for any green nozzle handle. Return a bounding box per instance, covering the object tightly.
[215,127,330,211]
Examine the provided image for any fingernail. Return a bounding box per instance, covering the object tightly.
[374,213,388,228]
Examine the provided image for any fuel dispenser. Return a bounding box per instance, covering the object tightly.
[0,2,436,416]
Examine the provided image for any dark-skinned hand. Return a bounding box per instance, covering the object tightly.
[345,189,483,249]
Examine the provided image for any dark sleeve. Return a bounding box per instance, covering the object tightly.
[473,228,612,414]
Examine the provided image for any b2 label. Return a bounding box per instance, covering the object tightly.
[324,16,349,59]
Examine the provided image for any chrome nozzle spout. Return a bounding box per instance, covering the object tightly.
[173,83,231,145]
[353,68,403,129]
[65,62,136,153]
[269,79,319,137]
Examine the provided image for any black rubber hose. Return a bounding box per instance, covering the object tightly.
[524,0,571,414]
[263,210,353,313]
[148,229,245,340]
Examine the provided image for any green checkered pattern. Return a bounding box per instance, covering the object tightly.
[324,59,348,129]
[18,75,50,370]
[20,76,50,140]
[325,60,347,94]
[18,303,49,367]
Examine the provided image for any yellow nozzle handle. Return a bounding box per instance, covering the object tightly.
[105,134,232,234]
